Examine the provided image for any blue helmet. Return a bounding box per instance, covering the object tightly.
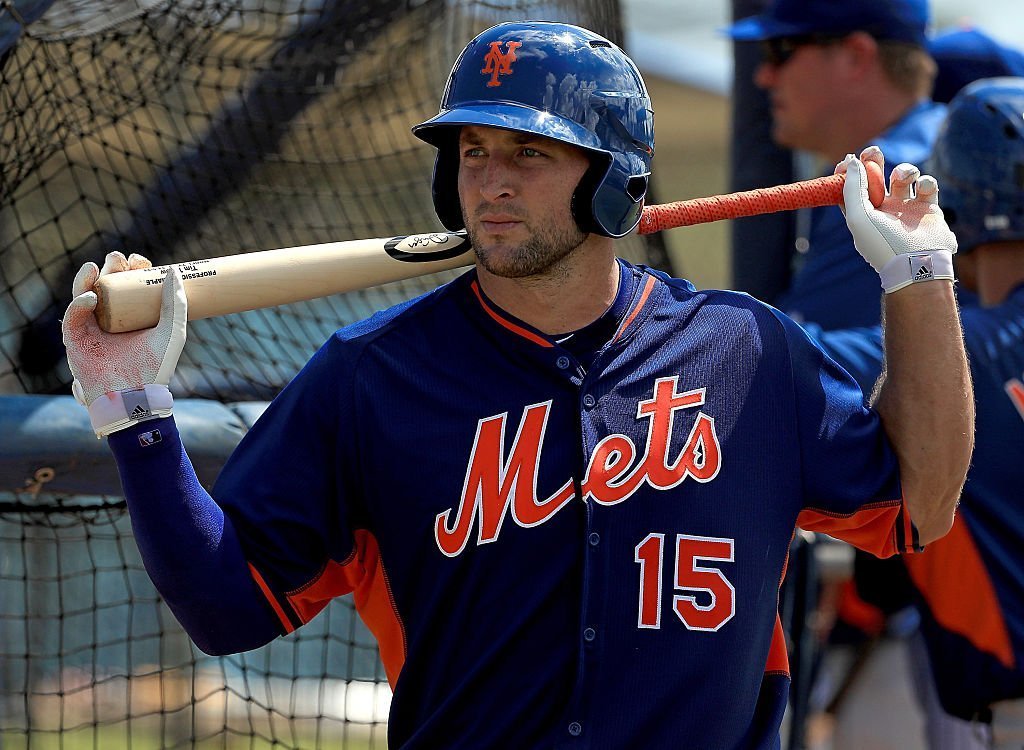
[412,21,655,238]
[928,77,1024,252]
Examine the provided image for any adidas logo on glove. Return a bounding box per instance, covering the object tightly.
[910,254,935,282]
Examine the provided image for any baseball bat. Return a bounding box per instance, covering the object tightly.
[94,168,884,333]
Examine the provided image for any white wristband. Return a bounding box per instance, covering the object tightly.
[87,384,174,438]
[879,250,955,294]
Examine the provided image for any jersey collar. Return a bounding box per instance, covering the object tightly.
[463,260,658,353]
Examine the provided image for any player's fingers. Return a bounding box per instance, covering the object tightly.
[72,262,100,298]
[833,153,853,177]
[840,154,875,220]
[859,145,885,175]
[99,251,129,276]
[915,174,939,205]
[158,266,188,334]
[61,291,100,342]
[888,163,920,202]
[833,153,857,217]
[71,378,88,407]
[126,253,153,271]
[154,267,188,386]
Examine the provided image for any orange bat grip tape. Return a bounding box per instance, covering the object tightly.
[638,173,847,235]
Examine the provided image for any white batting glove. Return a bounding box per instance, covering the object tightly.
[838,146,957,293]
[62,252,187,438]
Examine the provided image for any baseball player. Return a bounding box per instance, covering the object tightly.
[61,22,973,748]
[813,77,1024,749]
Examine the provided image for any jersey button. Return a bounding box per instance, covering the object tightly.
[568,721,583,737]
[588,532,600,547]
[583,627,596,642]
[556,355,571,369]
[582,394,596,408]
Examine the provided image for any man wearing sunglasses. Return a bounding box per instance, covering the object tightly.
[727,0,944,331]
[726,2,953,748]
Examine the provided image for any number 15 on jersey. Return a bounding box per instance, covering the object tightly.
[635,533,736,631]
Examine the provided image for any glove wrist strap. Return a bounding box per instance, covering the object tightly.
[88,384,173,438]
[880,250,955,294]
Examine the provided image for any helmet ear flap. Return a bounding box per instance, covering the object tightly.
[431,135,465,232]
[578,154,649,238]
[570,155,610,236]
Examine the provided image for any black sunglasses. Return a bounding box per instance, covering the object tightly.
[759,33,849,67]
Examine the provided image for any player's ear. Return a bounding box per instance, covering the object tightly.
[841,32,879,76]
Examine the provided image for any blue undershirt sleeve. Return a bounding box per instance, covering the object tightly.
[108,416,283,655]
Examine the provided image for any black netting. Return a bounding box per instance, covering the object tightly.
[1,0,661,398]
[1,493,390,748]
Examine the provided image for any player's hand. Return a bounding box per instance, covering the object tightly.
[62,252,186,437]
[837,146,957,293]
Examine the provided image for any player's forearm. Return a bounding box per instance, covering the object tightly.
[108,418,282,655]
[874,281,974,545]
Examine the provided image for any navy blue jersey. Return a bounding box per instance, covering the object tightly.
[906,285,1024,718]
[814,286,1024,719]
[213,261,912,748]
[776,100,947,330]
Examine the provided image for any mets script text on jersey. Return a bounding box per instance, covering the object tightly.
[435,376,722,557]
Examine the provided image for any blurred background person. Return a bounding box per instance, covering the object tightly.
[726,0,943,330]
[724,3,943,746]
[808,76,1024,750]
[908,72,1024,750]
[724,3,1024,747]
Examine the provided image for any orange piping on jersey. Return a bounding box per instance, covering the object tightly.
[766,545,790,677]
[248,562,295,633]
[284,529,407,687]
[765,614,790,676]
[612,274,657,343]
[797,500,905,558]
[904,515,1015,669]
[470,280,553,348]
[350,530,408,687]
[779,539,790,587]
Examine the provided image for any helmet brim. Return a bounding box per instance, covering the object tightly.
[413,102,605,154]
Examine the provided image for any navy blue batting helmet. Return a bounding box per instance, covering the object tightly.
[928,77,1024,252]
[412,21,655,238]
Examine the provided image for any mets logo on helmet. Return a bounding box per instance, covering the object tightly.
[481,41,522,87]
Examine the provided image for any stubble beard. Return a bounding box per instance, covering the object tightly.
[467,211,588,279]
